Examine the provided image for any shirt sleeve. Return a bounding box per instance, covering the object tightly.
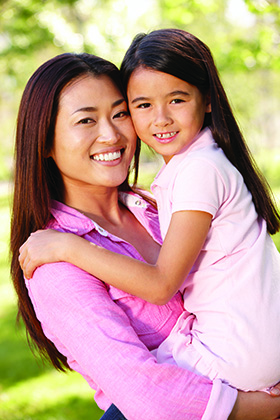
[202,380,238,420]
[172,158,226,217]
[26,262,236,420]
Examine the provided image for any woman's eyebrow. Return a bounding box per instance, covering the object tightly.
[72,99,126,115]
[72,106,97,114]
[112,98,126,108]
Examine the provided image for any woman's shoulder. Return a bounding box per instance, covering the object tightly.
[47,200,98,234]
[119,191,162,245]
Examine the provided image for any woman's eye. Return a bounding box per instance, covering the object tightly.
[77,117,94,124]
[114,110,129,119]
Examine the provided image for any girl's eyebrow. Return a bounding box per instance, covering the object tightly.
[72,99,126,114]
[169,90,190,97]
[130,96,149,104]
[130,91,190,104]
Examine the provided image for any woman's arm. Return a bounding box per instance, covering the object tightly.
[27,261,214,419]
[20,210,212,304]
[26,261,280,420]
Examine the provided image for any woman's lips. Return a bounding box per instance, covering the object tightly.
[90,148,125,166]
[92,150,122,162]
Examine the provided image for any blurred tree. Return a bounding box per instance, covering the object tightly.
[156,0,280,152]
[0,0,159,179]
[0,0,280,181]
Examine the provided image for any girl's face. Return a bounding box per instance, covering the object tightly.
[127,67,211,163]
[51,75,137,203]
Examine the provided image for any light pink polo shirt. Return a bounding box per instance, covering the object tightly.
[25,192,236,420]
[151,128,280,390]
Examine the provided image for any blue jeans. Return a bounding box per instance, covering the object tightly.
[100,404,127,420]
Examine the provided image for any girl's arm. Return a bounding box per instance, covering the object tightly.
[19,210,212,304]
[230,389,280,420]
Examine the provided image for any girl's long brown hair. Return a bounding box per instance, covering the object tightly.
[121,29,280,234]
[10,53,142,371]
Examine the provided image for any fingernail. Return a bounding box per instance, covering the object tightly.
[270,388,280,396]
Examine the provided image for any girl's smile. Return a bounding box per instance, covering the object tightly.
[154,131,179,144]
[127,67,211,163]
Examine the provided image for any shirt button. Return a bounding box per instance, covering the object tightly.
[184,334,192,346]
[97,227,107,236]
[135,200,142,206]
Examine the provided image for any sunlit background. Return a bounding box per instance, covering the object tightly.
[1,0,280,419]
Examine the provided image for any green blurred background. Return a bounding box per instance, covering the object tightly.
[1,0,280,418]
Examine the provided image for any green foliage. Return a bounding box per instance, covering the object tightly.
[0,192,104,419]
[1,0,280,181]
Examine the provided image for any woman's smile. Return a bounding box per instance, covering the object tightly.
[91,147,124,163]
[51,74,137,196]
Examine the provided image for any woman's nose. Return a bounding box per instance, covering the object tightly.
[97,123,120,144]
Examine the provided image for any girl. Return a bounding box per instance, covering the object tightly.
[19,29,280,393]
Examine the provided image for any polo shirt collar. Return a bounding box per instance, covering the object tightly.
[151,127,213,190]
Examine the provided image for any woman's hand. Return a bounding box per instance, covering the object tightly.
[19,229,71,279]
[229,386,280,420]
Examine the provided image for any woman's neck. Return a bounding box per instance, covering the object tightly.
[63,185,124,227]
[63,184,161,264]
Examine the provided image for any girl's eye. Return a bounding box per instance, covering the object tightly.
[137,103,151,109]
[171,98,185,104]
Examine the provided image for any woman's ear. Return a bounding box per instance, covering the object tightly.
[44,145,53,159]
[44,151,52,158]
[205,93,211,113]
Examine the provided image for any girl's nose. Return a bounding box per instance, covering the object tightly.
[154,106,172,127]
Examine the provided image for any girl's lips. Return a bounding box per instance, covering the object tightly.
[153,131,178,144]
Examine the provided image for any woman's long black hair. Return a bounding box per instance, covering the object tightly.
[10,52,142,371]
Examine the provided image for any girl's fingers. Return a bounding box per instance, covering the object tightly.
[269,385,280,397]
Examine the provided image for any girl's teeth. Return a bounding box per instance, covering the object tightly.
[156,132,177,139]
[93,151,121,161]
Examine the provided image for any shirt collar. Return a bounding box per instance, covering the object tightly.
[151,127,213,190]
[49,191,161,243]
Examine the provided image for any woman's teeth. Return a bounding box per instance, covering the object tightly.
[92,151,121,161]
[155,132,177,139]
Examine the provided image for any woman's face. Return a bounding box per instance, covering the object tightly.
[51,75,137,201]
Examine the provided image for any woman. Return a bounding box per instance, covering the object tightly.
[11,52,280,419]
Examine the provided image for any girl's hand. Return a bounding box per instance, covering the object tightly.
[229,386,280,420]
[268,383,280,397]
[19,229,70,279]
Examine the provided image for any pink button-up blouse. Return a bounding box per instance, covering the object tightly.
[25,193,236,420]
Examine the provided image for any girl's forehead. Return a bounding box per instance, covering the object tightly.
[128,68,195,93]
